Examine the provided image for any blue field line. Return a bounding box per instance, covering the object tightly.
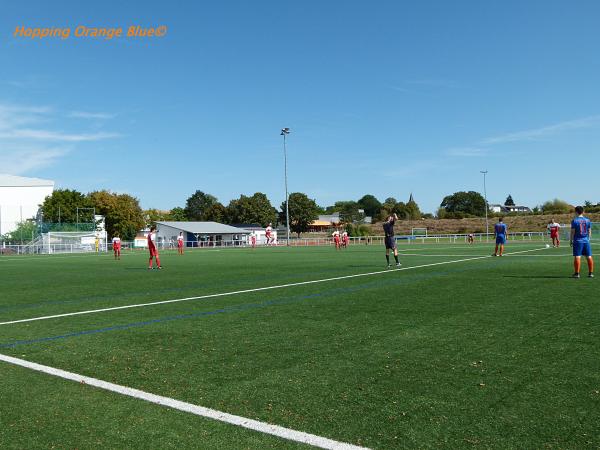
[0,264,379,314]
[0,263,490,349]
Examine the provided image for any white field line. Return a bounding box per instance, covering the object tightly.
[0,247,546,327]
[399,253,570,257]
[0,249,224,262]
[0,353,367,450]
[396,243,542,252]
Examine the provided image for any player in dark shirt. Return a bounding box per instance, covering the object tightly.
[383,213,401,268]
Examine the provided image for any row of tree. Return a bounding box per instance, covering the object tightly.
[6,188,594,243]
[33,189,424,240]
[438,191,599,218]
[40,189,146,240]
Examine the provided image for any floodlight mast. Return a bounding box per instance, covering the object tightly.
[480,170,489,241]
[281,128,291,246]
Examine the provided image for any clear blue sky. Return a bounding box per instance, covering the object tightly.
[2,0,599,214]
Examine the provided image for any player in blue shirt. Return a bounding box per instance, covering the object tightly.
[570,206,594,278]
[493,218,508,256]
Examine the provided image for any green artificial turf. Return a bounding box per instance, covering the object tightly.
[0,242,598,449]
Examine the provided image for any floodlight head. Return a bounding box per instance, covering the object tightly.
[280,127,290,135]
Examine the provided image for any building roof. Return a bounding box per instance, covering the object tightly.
[311,220,333,226]
[230,223,263,230]
[317,214,341,224]
[0,174,55,187]
[156,221,250,234]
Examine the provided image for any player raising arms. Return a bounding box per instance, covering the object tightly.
[265,223,274,246]
[493,218,508,256]
[112,234,121,260]
[383,213,401,268]
[548,219,561,248]
[570,206,594,278]
[147,226,162,270]
[177,231,184,255]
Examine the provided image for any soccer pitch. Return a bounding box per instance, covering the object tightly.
[0,242,598,449]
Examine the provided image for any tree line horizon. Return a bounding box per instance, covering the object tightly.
[2,188,598,243]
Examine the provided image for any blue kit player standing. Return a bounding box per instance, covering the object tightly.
[383,213,401,268]
[493,218,508,256]
[570,206,594,278]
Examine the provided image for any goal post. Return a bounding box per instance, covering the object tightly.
[411,227,428,237]
[42,231,107,254]
[559,223,599,243]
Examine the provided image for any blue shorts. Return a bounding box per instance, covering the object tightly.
[573,241,592,257]
[495,235,506,245]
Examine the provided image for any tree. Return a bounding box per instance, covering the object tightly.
[2,219,38,243]
[505,195,515,206]
[225,193,277,226]
[168,207,187,221]
[144,209,170,228]
[40,189,92,224]
[88,190,145,240]
[393,202,408,219]
[204,202,226,222]
[184,191,218,221]
[280,192,320,237]
[541,199,572,215]
[357,194,382,219]
[339,201,365,224]
[440,191,487,217]
[405,198,422,220]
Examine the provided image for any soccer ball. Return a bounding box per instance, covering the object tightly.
[545,244,550,248]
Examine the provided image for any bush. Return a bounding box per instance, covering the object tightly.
[346,224,372,237]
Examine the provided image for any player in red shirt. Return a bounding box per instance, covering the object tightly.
[250,232,257,248]
[332,230,341,250]
[341,231,349,248]
[112,235,121,260]
[147,226,162,269]
[265,223,273,246]
[547,219,561,248]
[177,231,184,255]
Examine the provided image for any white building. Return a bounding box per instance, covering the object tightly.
[489,204,532,214]
[0,174,54,236]
[156,221,252,247]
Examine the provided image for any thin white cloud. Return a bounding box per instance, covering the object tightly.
[445,147,488,157]
[405,79,460,88]
[0,128,120,142]
[68,111,116,120]
[390,86,411,93]
[480,115,600,145]
[0,101,121,175]
[0,146,71,174]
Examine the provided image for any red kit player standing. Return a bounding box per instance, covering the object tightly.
[548,219,561,248]
[177,231,184,255]
[148,226,162,269]
[112,235,121,260]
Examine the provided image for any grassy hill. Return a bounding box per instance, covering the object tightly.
[368,213,600,235]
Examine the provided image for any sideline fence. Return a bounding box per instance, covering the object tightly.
[0,231,550,256]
